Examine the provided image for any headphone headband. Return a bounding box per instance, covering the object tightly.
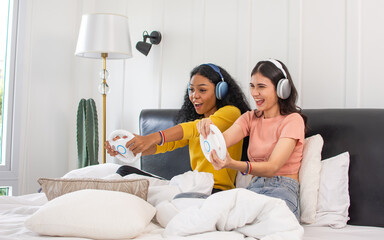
[266,59,287,79]
[192,63,228,100]
[203,63,224,81]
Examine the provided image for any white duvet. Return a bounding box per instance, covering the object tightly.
[159,188,303,239]
[0,164,303,240]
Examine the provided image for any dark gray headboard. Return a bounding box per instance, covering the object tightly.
[139,108,384,227]
[139,109,191,180]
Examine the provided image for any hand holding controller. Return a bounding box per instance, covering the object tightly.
[108,129,141,163]
[199,125,226,162]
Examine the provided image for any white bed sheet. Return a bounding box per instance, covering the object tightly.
[1,190,383,240]
[1,164,383,240]
[2,192,384,240]
[303,225,384,240]
[0,192,279,240]
[0,182,302,240]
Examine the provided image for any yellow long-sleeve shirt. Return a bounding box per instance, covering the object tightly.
[155,105,243,190]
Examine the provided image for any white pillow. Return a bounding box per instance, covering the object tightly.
[299,134,324,224]
[62,163,122,179]
[235,173,253,188]
[25,189,156,239]
[311,151,350,228]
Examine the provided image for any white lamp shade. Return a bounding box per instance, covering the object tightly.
[75,13,132,59]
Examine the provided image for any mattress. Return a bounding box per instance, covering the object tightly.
[1,163,383,240]
[2,190,384,240]
[303,225,384,240]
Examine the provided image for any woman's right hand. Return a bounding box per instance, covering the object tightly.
[126,133,159,156]
[197,118,214,139]
[105,134,158,157]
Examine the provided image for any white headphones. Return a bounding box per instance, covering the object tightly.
[266,59,291,100]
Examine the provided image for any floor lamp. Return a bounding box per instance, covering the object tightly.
[75,13,132,164]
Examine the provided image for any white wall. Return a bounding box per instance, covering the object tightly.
[16,0,87,194]
[14,0,384,194]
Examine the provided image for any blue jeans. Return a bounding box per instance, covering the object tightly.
[246,176,300,221]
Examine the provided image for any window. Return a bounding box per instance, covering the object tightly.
[0,186,12,196]
[0,0,19,196]
[0,2,10,163]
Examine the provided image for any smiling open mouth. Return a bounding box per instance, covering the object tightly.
[255,100,264,105]
[194,103,202,108]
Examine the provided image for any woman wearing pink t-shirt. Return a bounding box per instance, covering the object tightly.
[198,59,307,220]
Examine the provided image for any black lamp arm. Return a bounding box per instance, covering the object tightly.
[142,31,162,45]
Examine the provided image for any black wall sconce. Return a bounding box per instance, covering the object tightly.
[136,31,162,56]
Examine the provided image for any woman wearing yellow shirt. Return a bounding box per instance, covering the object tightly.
[106,63,250,193]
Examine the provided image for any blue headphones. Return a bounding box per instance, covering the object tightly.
[188,63,228,100]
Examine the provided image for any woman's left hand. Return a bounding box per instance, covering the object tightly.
[210,150,231,170]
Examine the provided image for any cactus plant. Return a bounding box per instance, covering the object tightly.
[77,98,99,168]
[77,99,87,167]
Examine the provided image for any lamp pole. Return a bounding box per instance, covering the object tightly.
[101,53,108,164]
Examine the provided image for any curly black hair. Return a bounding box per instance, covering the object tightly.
[175,64,250,123]
[251,60,307,126]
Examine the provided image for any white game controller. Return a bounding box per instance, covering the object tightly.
[108,129,141,163]
[199,124,226,162]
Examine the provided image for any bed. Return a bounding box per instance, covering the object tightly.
[1,108,384,239]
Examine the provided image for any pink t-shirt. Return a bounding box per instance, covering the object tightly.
[235,111,305,175]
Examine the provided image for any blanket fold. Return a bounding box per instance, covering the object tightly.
[160,188,303,240]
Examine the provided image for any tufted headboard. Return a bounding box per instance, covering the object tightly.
[139,108,384,227]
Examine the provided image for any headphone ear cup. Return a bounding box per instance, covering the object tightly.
[215,81,228,100]
[276,78,291,99]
